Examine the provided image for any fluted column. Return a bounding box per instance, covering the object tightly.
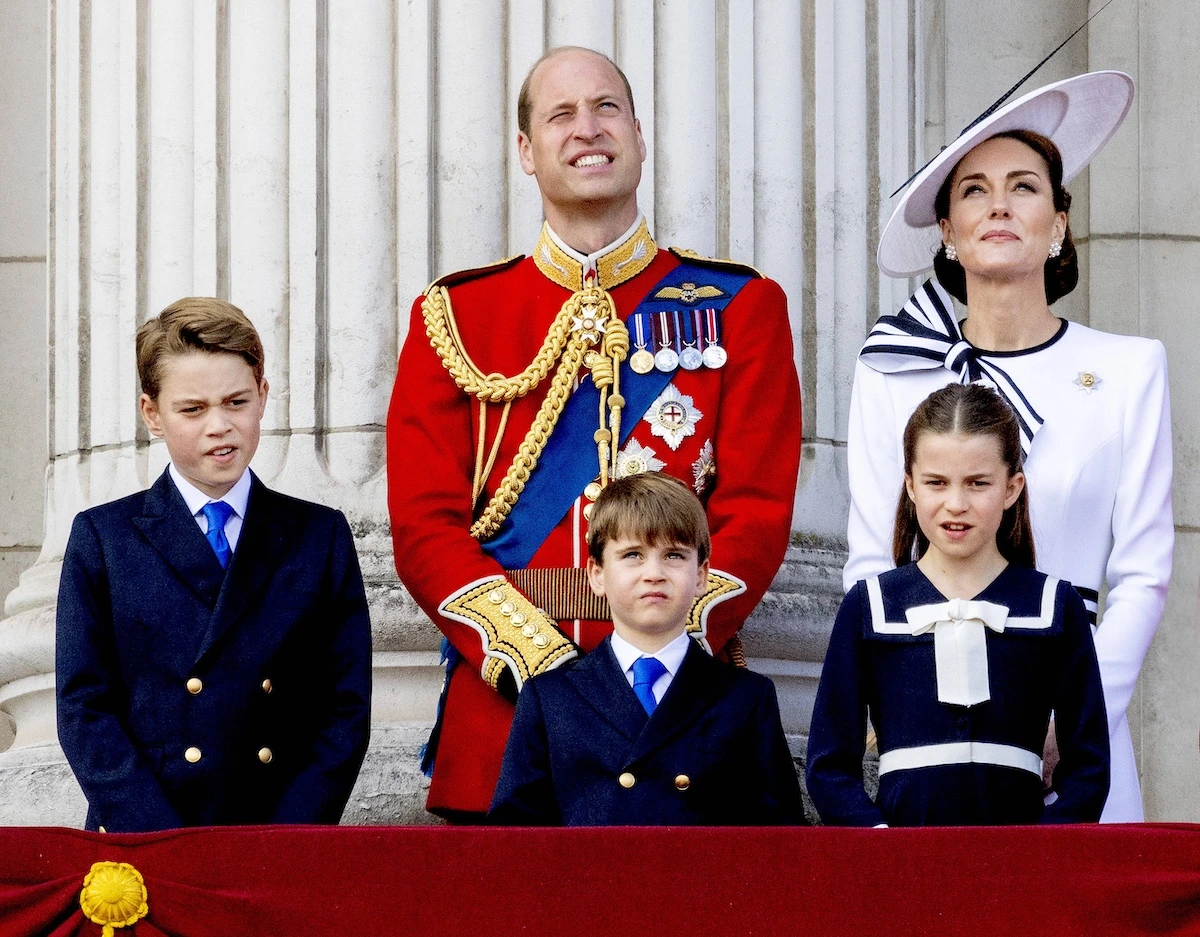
[1087,0,1200,821]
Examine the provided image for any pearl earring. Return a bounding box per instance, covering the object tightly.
[1048,241,1062,259]
[943,242,958,262]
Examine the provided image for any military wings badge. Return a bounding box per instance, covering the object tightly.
[653,282,726,305]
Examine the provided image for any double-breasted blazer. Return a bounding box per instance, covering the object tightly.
[489,637,803,825]
[56,469,372,831]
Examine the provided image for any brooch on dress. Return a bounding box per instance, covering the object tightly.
[1073,370,1102,394]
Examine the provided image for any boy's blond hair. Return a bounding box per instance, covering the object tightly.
[136,297,265,399]
[587,472,711,564]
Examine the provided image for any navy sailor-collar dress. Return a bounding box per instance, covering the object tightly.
[806,563,1109,826]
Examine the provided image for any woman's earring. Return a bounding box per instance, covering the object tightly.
[943,242,958,262]
[1048,241,1062,259]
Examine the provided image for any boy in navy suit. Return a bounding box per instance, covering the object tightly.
[489,472,803,825]
[56,298,372,831]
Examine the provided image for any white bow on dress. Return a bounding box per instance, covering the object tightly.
[905,597,1010,707]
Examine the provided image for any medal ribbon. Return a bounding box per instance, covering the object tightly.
[704,308,722,346]
[858,279,1045,454]
[632,312,649,350]
[656,311,673,351]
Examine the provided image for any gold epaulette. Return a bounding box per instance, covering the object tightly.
[669,246,764,280]
[425,255,524,293]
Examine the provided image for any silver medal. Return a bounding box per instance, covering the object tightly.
[654,347,680,372]
[679,346,703,370]
[702,344,727,369]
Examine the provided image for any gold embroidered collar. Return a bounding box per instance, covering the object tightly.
[533,217,657,291]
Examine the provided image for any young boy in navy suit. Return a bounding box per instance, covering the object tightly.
[489,472,803,825]
[56,298,372,831]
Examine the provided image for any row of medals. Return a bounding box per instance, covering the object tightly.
[628,309,727,375]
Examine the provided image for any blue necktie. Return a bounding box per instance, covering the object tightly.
[201,501,235,569]
[631,656,668,715]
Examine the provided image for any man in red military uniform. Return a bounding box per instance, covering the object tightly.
[387,45,801,819]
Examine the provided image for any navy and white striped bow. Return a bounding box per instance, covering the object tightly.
[859,279,1044,454]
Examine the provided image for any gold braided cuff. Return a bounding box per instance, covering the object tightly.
[685,569,748,653]
[439,577,578,692]
[482,656,509,691]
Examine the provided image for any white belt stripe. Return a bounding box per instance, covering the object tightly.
[878,741,1043,778]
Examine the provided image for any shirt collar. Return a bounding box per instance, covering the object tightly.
[610,629,692,677]
[533,214,657,291]
[168,463,252,519]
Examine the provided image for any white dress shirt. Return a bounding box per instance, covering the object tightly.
[168,464,252,552]
[609,630,692,705]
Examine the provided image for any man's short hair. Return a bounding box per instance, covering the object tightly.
[587,472,711,565]
[136,297,265,399]
[517,46,636,139]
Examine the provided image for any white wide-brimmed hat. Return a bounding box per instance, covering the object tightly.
[877,70,1134,278]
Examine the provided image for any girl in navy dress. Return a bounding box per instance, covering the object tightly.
[807,383,1109,825]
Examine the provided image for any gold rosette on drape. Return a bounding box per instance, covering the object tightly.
[80,861,149,936]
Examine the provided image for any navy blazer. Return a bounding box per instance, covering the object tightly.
[56,469,372,831]
[489,637,803,825]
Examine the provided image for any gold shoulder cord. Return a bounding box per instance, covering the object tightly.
[423,282,628,540]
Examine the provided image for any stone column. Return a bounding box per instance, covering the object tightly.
[0,0,49,761]
[1088,0,1200,820]
[0,0,919,823]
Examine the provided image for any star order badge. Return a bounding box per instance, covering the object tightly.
[691,438,716,494]
[644,383,703,451]
[1073,370,1101,394]
[616,439,667,477]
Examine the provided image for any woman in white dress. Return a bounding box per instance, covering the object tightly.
[845,71,1173,822]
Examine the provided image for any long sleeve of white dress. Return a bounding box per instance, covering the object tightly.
[1091,339,1173,737]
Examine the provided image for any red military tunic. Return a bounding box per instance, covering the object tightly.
[387,218,801,816]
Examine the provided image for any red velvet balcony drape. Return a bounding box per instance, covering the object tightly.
[1,824,1199,936]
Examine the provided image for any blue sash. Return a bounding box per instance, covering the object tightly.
[481,262,752,569]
